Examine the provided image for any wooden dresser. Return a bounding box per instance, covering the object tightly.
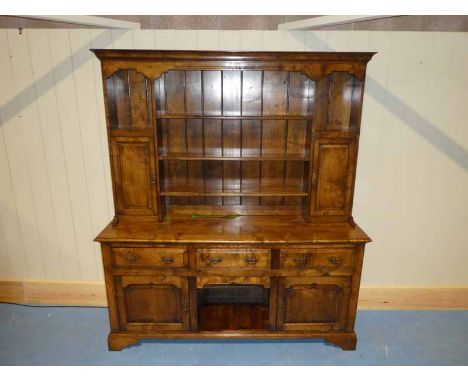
[92,50,374,351]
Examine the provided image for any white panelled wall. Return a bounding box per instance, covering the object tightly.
[0,29,467,286]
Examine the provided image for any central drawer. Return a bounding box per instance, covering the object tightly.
[196,248,270,270]
[112,247,188,268]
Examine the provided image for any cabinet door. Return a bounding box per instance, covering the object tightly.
[277,276,351,332]
[116,275,190,331]
[309,138,356,218]
[110,137,158,216]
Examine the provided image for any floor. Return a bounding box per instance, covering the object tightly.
[0,303,467,365]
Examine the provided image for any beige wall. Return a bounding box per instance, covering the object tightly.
[2,16,468,31]
[0,29,467,286]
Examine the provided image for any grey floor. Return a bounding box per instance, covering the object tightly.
[0,303,467,365]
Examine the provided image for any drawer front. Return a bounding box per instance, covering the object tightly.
[279,248,353,274]
[112,247,188,268]
[196,248,270,270]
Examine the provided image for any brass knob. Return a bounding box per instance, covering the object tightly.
[207,256,223,264]
[293,257,307,265]
[316,266,328,274]
[160,256,175,264]
[125,253,137,263]
[244,256,258,265]
[328,256,344,266]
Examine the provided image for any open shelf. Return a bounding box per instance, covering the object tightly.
[156,114,313,120]
[159,153,310,161]
[197,284,270,331]
[155,69,314,210]
[160,186,308,197]
[198,304,269,331]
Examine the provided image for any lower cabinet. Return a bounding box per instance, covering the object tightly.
[276,276,351,331]
[115,275,190,331]
[108,248,354,335]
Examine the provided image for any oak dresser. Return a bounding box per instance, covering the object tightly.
[92,49,374,351]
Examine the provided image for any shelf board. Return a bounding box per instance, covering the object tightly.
[160,187,308,197]
[156,114,313,121]
[158,153,310,161]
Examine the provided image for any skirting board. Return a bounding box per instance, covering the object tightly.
[1,279,468,310]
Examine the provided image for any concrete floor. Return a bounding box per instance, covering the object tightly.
[0,303,467,365]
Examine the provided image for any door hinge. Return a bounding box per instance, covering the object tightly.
[311,173,317,186]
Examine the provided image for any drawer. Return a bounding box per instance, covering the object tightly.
[279,248,354,274]
[196,248,270,270]
[112,247,188,268]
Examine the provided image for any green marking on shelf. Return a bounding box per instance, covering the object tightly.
[191,213,242,219]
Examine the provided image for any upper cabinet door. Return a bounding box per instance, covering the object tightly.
[309,138,357,218]
[111,137,158,216]
[105,69,151,131]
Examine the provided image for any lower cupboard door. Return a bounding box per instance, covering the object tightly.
[116,276,190,331]
[277,276,351,332]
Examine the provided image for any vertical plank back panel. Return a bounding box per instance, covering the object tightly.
[328,72,354,131]
[312,76,330,131]
[261,71,288,205]
[285,73,312,206]
[128,71,150,130]
[349,79,364,132]
[114,71,132,130]
[164,71,188,204]
[185,71,204,204]
[241,71,262,205]
[203,71,222,204]
[222,71,242,204]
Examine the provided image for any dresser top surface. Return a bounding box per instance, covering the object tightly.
[95,216,370,245]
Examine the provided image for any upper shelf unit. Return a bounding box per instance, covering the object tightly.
[105,68,364,134]
[94,49,374,221]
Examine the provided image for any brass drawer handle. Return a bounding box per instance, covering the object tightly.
[328,256,344,266]
[316,265,329,274]
[125,253,137,263]
[160,256,175,264]
[207,256,224,265]
[293,257,307,265]
[244,256,258,265]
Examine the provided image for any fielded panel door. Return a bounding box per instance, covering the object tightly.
[115,275,190,331]
[110,137,158,216]
[308,138,357,219]
[277,276,351,331]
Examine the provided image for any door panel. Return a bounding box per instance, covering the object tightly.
[309,138,356,217]
[111,137,157,216]
[277,276,351,332]
[116,275,189,331]
[125,284,181,323]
